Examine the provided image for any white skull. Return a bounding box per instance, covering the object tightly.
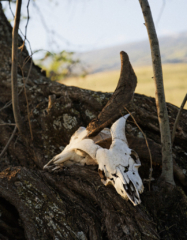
[44,114,144,206]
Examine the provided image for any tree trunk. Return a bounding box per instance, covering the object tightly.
[0,3,187,240]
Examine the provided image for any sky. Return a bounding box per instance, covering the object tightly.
[2,0,187,59]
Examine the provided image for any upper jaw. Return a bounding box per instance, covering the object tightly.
[110,173,141,206]
[102,165,143,206]
[117,168,143,206]
[123,180,141,206]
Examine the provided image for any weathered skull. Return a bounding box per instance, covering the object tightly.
[44,114,144,206]
[95,115,144,205]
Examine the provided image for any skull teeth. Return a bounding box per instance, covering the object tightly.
[130,183,134,191]
[124,184,128,190]
[122,180,141,206]
[123,172,130,184]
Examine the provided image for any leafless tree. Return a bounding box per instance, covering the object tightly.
[139,0,175,186]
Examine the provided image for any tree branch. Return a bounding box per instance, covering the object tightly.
[172,94,187,145]
[139,0,175,185]
[0,123,16,126]
[0,126,17,159]
[11,0,24,135]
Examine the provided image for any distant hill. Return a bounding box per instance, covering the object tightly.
[76,32,187,74]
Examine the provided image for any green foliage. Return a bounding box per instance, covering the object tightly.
[39,51,87,81]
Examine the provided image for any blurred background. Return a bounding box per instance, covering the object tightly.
[2,0,187,108]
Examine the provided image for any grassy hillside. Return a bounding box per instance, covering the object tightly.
[60,63,187,108]
[76,32,187,73]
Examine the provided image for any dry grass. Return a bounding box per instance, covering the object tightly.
[59,63,187,108]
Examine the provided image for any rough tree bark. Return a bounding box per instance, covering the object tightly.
[138,0,174,185]
[0,3,187,240]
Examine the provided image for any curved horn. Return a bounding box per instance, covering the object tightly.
[110,114,130,143]
[86,52,137,138]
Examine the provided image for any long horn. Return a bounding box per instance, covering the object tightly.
[110,114,130,143]
[86,51,137,138]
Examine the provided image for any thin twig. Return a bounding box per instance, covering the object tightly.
[171,93,187,145]
[19,0,34,141]
[0,86,25,113]
[8,0,33,54]
[0,49,46,114]
[22,49,51,68]
[0,123,16,126]
[21,64,33,140]
[24,0,31,43]
[124,107,153,191]
[0,126,17,159]
[32,1,72,49]
[159,224,176,234]
[156,0,166,26]
[0,101,12,112]
[11,0,24,135]
[22,55,33,85]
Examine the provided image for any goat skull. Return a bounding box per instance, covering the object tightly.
[44,114,144,206]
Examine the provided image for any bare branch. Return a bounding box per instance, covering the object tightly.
[0,100,12,112]
[0,126,17,159]
[24,0,31,43]
[0,85,25,113]
[0,123,16,126]
[172,94,187,145]
[156,0,166,26]
[8,0,32,54]
[11,0,24,135]
[139,0,175,185]
[21,62,33,140]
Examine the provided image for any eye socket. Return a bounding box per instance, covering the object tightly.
[124,166,129,173]
[98,169,106,180]
[110,178,115,183]
[130,153,136,161]
[130,150,140,164]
